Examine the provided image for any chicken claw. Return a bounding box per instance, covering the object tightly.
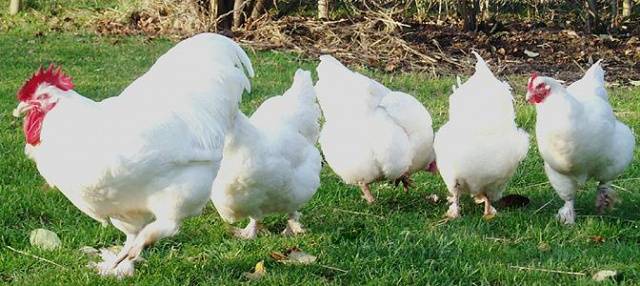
[282,212,306,236]
[475,193,497,220]
[233,218,261,240]
[557,200,576,225]
[89,248,135,279]
[596,183,617,214]
[394,175,413,192]
[358,182,375,204]
[445,194,460,219]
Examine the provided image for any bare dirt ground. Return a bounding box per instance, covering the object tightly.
[95,13,640,83]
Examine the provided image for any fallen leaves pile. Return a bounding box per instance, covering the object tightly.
[93,12,640,84]
[243,247,320,281]
[6,229,625,282]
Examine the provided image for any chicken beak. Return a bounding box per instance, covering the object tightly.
[13,102,32,118]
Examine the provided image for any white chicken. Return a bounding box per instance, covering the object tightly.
[12,33,254,277]
[434,52,529,219]
[315,55,435,204]
[210,69,321,239]
[527,61,635,224]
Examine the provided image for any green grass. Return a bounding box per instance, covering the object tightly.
[0,31,639,285]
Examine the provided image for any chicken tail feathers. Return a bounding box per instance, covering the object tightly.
[250,69,321,144]
[568,59,607,100]
[471,51,494,79]
[210,34,254,93]
[285,69,315,101]
[584,60,605,88]
[285,69,321,143]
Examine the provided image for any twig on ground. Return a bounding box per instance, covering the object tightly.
[614,177,640,182]
[577,215,638,224]
[318,264,349,273]
[519,181,550,189]
[332,208,385,219]
[5,246,68,269]
[611,184,631,193]
[572,59,586,73]
[534,198,555,214]
[509,265,586,276]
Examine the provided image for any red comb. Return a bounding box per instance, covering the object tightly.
[17,64,74,101]
[527,72,538,90]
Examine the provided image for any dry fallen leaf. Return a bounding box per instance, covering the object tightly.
[425,194,440,204]
[79,246,99,256]
[537,242,551,252]
[270,251,287,261]
[563,29,579,38]
[29,228,61,250]
[243,261,266,281]
[592,270,618,282]
[590,236,605,244]
[287,250,317,265]
[629,80,640,87]
[271,247,317,265]
[524,49,540,58]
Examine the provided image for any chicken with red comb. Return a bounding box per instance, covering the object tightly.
[13,33,254,278]
[526,61,635,224]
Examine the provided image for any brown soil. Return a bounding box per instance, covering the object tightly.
[96,14,640,83]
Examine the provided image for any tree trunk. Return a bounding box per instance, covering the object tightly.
[9,0,20,15]
[622,0,632,17]
[210,0,219,17]
[584,0,599,33]
[611,0,619,28]
[215,0,234,30]
[480,0,490,21]
[250,0,268,19]
[458,0,478,31]
[318,0,329,19]
[210,0,219,30]
[233,0,245,29]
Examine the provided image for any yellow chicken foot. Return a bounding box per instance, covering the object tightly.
[474,193,497,220]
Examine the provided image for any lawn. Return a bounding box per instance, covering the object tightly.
[0,31,639,285]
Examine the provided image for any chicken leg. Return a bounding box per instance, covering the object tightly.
[445,192,461,219]
[557,200,575,224]
[91,217,145,278]
[474,193,497,220]
[596,182,616,214]
[233,218,263,239]
[93,234,137,278]
[393,174,413,192]
[109,218,179,277]
[545,163,578,224]
[358,182,375,204]
[282,211,306,236]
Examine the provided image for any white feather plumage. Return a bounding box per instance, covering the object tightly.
[210,70,322,238]
[315,55,434,203]
[21,33,253,277]
[529,61,635,224]
[434,52,529,219]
